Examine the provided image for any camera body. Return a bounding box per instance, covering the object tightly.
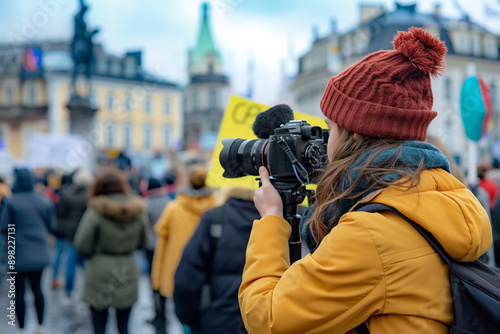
[267,120,326,179]
[220,120,328,182]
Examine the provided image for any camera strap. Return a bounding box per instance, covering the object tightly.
[277,137,309,183]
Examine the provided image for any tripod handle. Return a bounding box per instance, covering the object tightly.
[256,177,306,263]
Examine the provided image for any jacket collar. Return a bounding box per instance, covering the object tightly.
[88,194,145,221]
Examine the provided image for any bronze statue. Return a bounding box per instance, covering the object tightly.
[70,0,99,98]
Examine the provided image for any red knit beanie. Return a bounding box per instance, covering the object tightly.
[320,27,447,141]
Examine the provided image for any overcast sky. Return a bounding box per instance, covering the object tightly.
[1,0,500,104]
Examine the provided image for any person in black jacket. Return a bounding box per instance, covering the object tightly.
[51,172,74,290]
[173,186,259,334]
[492,196,500,267]
[57,168,94,302]
[0,168,56,333]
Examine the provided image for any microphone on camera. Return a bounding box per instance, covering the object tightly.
[252,104,294,139]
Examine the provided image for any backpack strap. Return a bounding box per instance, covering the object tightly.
[352,202,457,334]
[204,206,226,278]
[356,203,455,267]
[200,206,225,312]
[355,322,370,334]
[208,206,226,257]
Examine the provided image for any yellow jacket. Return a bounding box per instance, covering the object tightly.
[151,191,217,297]
[0,183,12,198]
[239,169,492,333]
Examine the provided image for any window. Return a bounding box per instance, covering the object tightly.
[471,36,480,56]
[107,91,115,111]
[164,97,171,115]
[123,122,132,149]
[143,123,152,149]
[209,89,217,108]
[97,58,108,74]
[0,125,5,148]
[208,62,214,74]
[458,35,466,53]
[89,89,97,108]
[22,124,36,157]
[487,42,493,58]
[162,124,171,148]
[444,78,452,101]
[105,121,115,148]
[124,59,136,77]
[5,84,12,105]
[486,40,497,58]
[27,82,36,106]
[145,96,152,114]
[10,56,19,70]
[125,93,131,113]
[342,41,353,58]
[193,91,199,110]
[110,60,121,76]
[5,56,13,70]
[491,82,497,109]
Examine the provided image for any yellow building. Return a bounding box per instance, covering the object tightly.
[0,42,181,171]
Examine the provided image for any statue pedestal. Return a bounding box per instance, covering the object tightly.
[66,95,98,172]
[67,96,97,134]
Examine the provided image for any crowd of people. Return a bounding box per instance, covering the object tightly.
[0,158,263,334]
[1,27,500,334]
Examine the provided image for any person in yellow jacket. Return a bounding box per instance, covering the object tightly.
[239,27,493,334]
[151,164,217,330]
[0,177,12,199]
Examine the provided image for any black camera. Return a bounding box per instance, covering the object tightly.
[219,120,328,183]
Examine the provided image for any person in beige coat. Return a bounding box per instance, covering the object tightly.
[150,164,217,330]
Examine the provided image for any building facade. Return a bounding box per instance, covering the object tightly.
[0,41,181,170]
[183,2,230,152]
[291,2,500,164]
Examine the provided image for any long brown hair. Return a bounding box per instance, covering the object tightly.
[309,125,425,246]
[89,168,131,199]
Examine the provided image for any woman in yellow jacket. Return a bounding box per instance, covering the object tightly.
[151,164,217,328]
[239,27,493,333]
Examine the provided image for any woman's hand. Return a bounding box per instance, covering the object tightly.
[254,167,283,218]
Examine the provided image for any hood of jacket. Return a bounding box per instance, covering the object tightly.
[218,185,260,230]
[88,194,145,221]
[355,168,492,262]
[218,185,255,204]
[176,188,217,216]
[12,168,34,192]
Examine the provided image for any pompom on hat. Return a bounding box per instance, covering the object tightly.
[320,27,447,141]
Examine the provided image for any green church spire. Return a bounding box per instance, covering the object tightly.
[189,2,221,67]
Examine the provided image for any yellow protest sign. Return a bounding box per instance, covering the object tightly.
[206,95,326,190]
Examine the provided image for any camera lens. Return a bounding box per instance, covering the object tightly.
[219,138,268,178]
